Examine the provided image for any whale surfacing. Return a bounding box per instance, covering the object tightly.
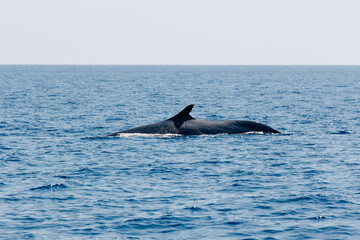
[108,104,280,136]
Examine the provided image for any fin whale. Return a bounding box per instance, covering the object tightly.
[108,104,280,136]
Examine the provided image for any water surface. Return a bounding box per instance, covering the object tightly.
[1,65,359,239]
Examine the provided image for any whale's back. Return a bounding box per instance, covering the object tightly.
[178,119,279,135]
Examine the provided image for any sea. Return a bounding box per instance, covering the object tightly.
[0,65,359,239]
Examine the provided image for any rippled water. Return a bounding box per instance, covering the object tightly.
[1,65,359,239]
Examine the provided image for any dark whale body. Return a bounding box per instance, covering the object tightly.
[108,105,280,136]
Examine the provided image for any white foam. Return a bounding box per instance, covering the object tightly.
[243,131,265,135]
[114,131,280,138]
[116,133,182,138]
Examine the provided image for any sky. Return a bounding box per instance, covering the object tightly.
[1,0,360,65]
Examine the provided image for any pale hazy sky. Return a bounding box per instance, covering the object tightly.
[1,0,359,65]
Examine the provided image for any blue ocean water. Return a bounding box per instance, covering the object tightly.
[0,65,359,239]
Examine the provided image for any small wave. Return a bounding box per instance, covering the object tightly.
[0,121,7,129]
[274,193,337,204]
[82,136,112,140]
[0,145,11,150]
[54,175,70,179]
[70,167,103,177]
[183,206,205,212]
[331,130,353,134]
[225,221,243,225]
[5,155,21,162]
[73,167,97,174]
[2,197,21,202]
[30,183,68,191]
[309,215,326,221]
[120,215,195,230]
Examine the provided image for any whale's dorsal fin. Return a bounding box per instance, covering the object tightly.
[169,104,195,128]
[169,104,195,121]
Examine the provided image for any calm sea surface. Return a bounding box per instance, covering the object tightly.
[0,65,359,239]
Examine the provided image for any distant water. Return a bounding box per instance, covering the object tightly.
[0,65,359,239]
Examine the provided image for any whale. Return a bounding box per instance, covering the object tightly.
[108,104,280,136]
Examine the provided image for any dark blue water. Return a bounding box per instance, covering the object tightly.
[1,65,359,239]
